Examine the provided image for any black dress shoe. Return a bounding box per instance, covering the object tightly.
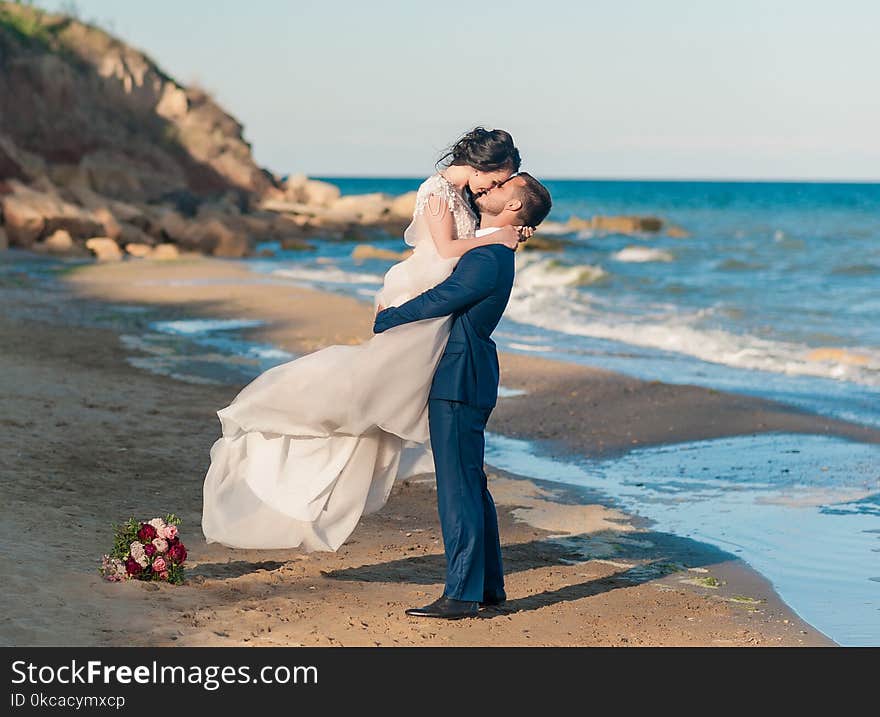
[479,592,507,608]
[405,595,479,619]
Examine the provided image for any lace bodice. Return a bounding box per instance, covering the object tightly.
[403,172,478,248]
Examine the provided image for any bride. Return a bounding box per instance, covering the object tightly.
[201,127,527,551]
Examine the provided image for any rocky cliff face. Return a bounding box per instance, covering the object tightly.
[0,3,424,261]
[0,2,276,202]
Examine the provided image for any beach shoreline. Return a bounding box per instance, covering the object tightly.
[1,248,852,646]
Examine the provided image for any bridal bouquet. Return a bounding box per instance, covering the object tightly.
[99,514,188,584]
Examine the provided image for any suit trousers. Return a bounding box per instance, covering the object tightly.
[427,398,505,602]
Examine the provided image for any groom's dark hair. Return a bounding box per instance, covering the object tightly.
[514,173,552,228]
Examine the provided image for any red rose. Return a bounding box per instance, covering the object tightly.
[144,543,157,557]
[168,543,187,564]
[137,523,157,542]
[125,557,143,576]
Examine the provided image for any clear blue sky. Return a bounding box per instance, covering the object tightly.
[34,0,880,180]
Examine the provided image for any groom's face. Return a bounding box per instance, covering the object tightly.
[474,175,526,220]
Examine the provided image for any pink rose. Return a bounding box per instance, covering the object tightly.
[152,556,167,572]
[152,537,168,553]
[158,571,170,581]
[162,524,178,540]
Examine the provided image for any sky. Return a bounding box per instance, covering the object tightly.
[31,0,880,180]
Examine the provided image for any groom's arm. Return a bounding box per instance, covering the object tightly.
[373,247,500,334]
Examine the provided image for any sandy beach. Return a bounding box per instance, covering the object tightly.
[6,248,875,646]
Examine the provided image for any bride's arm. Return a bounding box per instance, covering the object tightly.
[424,194,521,259]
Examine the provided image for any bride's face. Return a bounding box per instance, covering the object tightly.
[468,166,515,196]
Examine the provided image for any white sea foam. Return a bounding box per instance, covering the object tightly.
[272,266,384,285]
[535,221,573,236]
[507,342,556,353]
[514,253,607,289]
[152,318,265,335]
[612,246,674,263]
[506,282,880,386]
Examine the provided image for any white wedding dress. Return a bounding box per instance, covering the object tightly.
[202,173,495,551]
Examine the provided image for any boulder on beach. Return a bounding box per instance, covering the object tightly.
[389,191,417,220]
[150,243,180,260]
[182,218,249,257]
[85,237,123,261]
[117,221,157,247]
[123,241,180,260]
[124,242,153,258]
[283,174,341,207]
[156,209,190,243]
[0,180,106,247]
[351,245,412,261]
[43,229,74,254]
[331,193,390,224]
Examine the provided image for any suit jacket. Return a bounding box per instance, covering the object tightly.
[373,242,516,409]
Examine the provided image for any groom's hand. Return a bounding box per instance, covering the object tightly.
[373,307,390,334]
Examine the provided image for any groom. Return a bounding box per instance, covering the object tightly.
[373,172,552,619]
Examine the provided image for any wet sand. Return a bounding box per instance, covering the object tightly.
[2,248,864,646]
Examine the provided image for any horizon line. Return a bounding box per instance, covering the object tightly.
[304,173,880,185]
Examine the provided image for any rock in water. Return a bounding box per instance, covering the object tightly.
[389,191,418,220]
[283,174,341,206]
[567,215,666,235]
[351,245,412,261]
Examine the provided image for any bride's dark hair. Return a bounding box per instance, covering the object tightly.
[436,127,521,173]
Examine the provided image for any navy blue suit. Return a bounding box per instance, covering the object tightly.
[373,243,515,601]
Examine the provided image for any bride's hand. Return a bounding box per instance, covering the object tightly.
[494,225,524,250]
[518,225,535,241]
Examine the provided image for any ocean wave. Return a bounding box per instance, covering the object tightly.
[151,318,265,335]
[514,253,607,289]
[272,265,384,285]
[505,288,880,386]
[612,246,674,263]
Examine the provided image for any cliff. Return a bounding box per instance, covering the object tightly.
[0,2,277,201]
